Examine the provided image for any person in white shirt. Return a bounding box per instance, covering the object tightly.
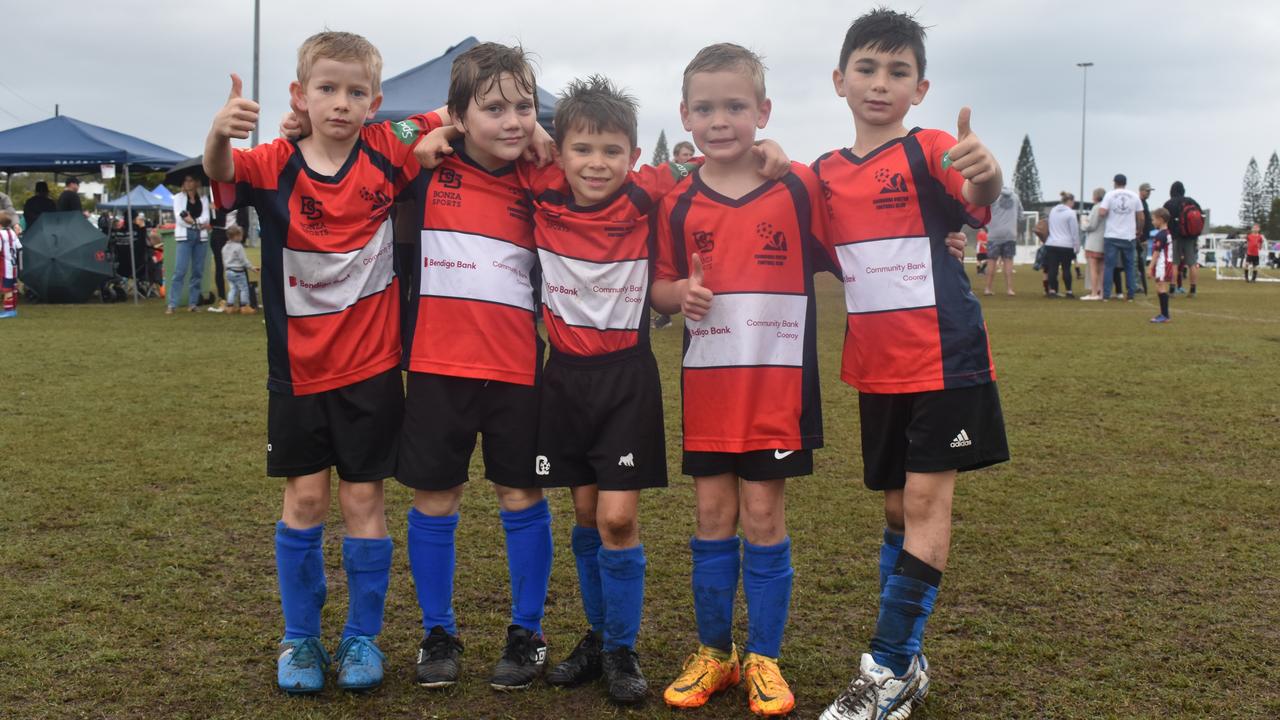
[1043,192,1080,297]
[1078,187,1107,300]
[1097,173,1144,301]
[168,174,212,314]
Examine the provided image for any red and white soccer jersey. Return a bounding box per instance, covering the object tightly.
[0,227,20,284]
[213,113,438,395]
[654,163,833,453]
[1150,229,1174,281]
[402,143,540,386]
[525,162,686,358]
[1246,232,1264,257]
[813,128,995,395]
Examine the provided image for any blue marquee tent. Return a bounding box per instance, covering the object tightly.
[0,115,185,172]
[149,184,174,205]
[375,37,557,132]
[100,185,169,210]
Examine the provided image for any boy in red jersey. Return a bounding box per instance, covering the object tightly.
[205,31,444,695]
[1245,223,1265,283]
[812,10,1009,720]
[394,43,556,693]
[650,43,831,717]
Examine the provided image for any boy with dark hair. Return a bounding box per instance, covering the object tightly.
[205,30,445,695]
[397,41,555,693]
[651,42,829,718]
[813,9,1009,720]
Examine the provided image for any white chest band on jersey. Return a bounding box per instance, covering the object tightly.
[836,235,936,314]
[682,292,808,368]
[537,249,648,331]
[282,220,395,318]
[420,229,536,311]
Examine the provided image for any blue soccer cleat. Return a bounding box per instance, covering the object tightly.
[1149,314,1170,324]
[335,635,386,692]
[277,636,330,694]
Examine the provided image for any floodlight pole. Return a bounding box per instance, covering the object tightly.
[1076,62,1093,209]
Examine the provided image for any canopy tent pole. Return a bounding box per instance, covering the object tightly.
[125,161,139,303]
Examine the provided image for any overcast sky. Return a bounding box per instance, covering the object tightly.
[4,0,1276,224]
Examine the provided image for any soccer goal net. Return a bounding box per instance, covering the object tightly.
[1215,257,1280,282]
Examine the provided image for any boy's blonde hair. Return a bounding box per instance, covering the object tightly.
[297,31,383,95]
[681,43,767,103]
[226,226,245,241]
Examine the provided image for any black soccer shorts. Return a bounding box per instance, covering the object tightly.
[535,349,667,492]
[396,370,540,491]
[266,366,404,482]
[858,381,1009,491]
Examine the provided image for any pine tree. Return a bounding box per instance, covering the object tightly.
[1264,197,1280,240]
[1240,157,1264,226]
[651,130,670,166]
[1012,135,1042,210]
[1263,151,1280,208]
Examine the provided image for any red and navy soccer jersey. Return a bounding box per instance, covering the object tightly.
[213,114,437,396]
[401,142,540,386]
[654,163,833,453]
[525,162,685,359]
[813,128,994,395]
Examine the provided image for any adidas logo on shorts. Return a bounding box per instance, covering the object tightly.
[949,429,973,448]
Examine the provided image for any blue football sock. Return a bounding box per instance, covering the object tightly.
[743,537,794,658]
[500,499,553,635]
[690,535,740,653]
[275,521,326,640]
[879,528,904,592]
[598,544,646,652]
[571,525,605,633]
[407,508,458,635]
[870,564,939,676]
[341,536,393,639]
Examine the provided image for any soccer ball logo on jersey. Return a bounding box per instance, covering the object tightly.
[754,222,787,267]
[873,167,910,211]
[360,186,392,222]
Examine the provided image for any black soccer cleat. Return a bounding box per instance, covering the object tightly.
[416,625,463,689]
[489,624,547,691]
[546,628,603,687]
[602,646,649,706]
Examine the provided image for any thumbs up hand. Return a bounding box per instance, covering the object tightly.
[212,73,260,141]
[944,107,1002,205]
[682,252,715,321]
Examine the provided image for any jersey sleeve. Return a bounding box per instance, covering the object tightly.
[793,163,839,276]
[631,162,697,202]
[212,139,293,212]
[923,130,991,229]
[516,159,565,196]
[365,112,443,199]
[653,194,685,282]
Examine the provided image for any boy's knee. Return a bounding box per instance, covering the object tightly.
[494,485,542,512]
[596,509,638,547]
[285,491,328,526]
[573,505,597,529]
[696,504,737,539]
[413,487,463,516]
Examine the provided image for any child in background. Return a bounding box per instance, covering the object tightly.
[0,213,20,318]
[1148,208,1174,323]
[221,225,258,314]
[1244,223,1265,283]
[975,225,988,275]
[672,140,696,164]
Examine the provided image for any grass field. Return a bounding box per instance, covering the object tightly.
[2,267,1278,719]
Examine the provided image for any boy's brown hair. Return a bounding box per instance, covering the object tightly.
[553,75,638,148]
[447,42,538,125]
[226,225,245,241]
[839,8,928,79]
[672,141,695,156]
[296,31,384,95]
[1152,207,1171,223]
[681,43,767,103]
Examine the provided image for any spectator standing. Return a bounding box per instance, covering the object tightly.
[220,225,257,314]
[0,213,20,318]
[1135,182,1154,295]
[1044,192,1080,297]
[167,174,211,314]
[56,177,83,212]
[22,181,57,229]
[1098,173,1144,301]
[1079,187,1106,299]
[671,140,695,164]
[1162,181,1204,296]
[983,185,1021,296]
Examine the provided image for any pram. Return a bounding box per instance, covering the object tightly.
[107,229,162,300]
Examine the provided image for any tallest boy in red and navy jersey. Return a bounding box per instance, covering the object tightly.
[205,31,441,696]
[814,10,1010,720]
